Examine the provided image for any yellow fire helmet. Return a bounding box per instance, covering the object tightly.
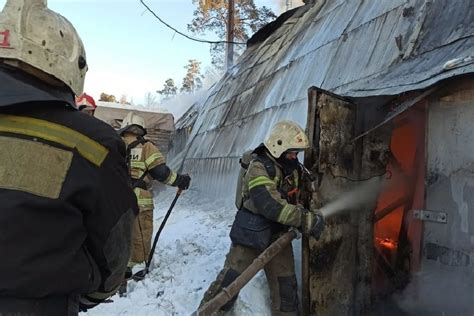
[264,120,309,158]
[0,0,87,95]
[119,111,146,136]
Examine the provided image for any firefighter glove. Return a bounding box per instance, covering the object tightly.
[176,173,191,190]
[302,209,325,240]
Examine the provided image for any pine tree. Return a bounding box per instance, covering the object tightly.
[180,59,204,94]
[157,78,178,100]
[188,0,276,69]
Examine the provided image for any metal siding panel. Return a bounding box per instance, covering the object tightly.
[298,42,340,91]
[415,0,474,54]
[177,0,474,200]
[346,0,407,32]
[322,7,405,90]
[426,90,474,259]
[347,38,474,95]
[261,68,291,109]
[414,89,474,313]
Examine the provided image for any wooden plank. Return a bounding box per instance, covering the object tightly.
[302,87,320,315]
[309,89,357,315]
[374,196,407,222]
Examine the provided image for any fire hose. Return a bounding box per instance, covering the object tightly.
[133,189,182,281]
[194,229,298,316]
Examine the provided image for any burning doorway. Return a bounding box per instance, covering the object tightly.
[303,79,473,314]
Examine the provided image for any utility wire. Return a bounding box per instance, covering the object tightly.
[140,0,246,45]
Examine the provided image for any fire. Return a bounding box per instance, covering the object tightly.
[376,237,398,250]
[375,237,399,270]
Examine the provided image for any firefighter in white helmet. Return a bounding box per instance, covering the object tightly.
[118,111,191,288]
[0,0,137,314]
[199,120,324,315]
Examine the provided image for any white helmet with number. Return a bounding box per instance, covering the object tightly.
[119,111,147,136]
[0,0,87,95]
[264,120,309,158]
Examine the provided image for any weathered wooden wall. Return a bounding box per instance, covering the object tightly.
[303,87,391,315]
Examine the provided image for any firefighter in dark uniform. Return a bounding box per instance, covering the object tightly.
[0,0,137,314]
[199,120,325,315]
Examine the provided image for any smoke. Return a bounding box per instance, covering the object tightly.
[158,90,207,120]
[147,66,222,120]
[319,176,384,218]
[391,261,473,314]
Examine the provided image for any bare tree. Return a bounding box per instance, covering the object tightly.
[144,92,159,107]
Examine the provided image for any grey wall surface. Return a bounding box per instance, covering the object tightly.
[402,85,474,313]
[426,89,474,268]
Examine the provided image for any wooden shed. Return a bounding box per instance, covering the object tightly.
[94,102,175,155]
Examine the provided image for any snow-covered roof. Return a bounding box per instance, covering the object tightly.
[96,101,169,114]
[94,102,175,132]
[178,0,474,195]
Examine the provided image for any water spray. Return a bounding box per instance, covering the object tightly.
[318,176,385,219]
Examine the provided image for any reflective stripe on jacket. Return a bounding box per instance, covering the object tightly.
[0,103,137,298]
[242,152,302,227]
[123,135,177,209]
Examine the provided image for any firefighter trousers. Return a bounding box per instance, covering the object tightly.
[130,207,153,264]
[199,243,300,315]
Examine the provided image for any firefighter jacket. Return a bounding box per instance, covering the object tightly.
[241,150,303,228]
[0,103,137,299]
[122,134,178,210]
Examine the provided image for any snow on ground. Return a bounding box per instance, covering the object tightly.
[84,187,272,316]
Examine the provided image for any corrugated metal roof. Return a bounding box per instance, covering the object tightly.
[178,0,474,195]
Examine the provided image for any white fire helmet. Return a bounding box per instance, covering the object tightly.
[264,120,309,158]
[119,112,146,136]
[0,0,87,95]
